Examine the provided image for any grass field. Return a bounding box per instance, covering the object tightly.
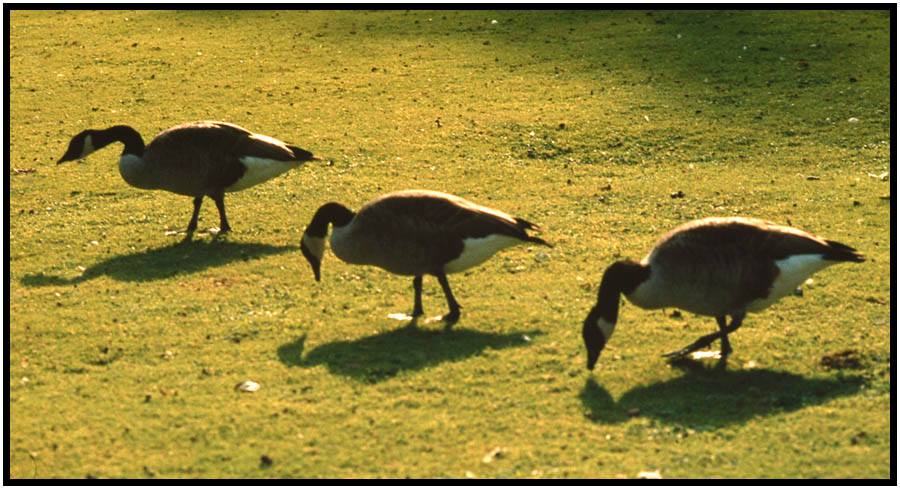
[8,9,892,479]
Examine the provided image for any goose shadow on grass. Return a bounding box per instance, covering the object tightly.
[578,359,865,429]
[278,325,543,383]
[20,239,299,286]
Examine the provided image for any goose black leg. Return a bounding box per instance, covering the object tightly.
[435,271,461,326]
[186,196,204,233]
[663,313,745,359]
[212,191,231,233]
[717,316,733,358]
[411,275,424,317]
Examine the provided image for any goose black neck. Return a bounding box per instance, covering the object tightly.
[100,125,145,157]
[306,203,355,238]
[594,260,649,323]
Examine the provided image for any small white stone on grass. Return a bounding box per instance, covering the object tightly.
[848,117,859,124]
[483,447,503,463]
[236,381,260,393]
[690,351,722,360]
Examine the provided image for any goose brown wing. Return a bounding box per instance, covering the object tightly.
[371,192,531,239]
[352,192,531,272]
[186,121,299,162]
[648,219,786,311]
[140,122,239,195]
[232,132,301,161]
[148,121,303,195]
[657,217,846,260]
[715,221,857,307]
[712,218,862,262]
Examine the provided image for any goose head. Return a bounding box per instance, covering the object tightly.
[582,306,615,371]
[301,234,326,281]
[57,130,95,164]
[582,260,649,370]
[300,202,356,282]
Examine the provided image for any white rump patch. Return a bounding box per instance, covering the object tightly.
[226,156,298,192]
[747,254,833,312]
[444,235,522,274]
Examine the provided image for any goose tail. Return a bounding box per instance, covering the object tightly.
[515,217,553,248]
[287,145,324,162]
[824,240,865,263]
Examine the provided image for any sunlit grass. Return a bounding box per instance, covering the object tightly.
[9,9,890,479]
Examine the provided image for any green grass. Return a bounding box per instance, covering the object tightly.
[9,9,891,479]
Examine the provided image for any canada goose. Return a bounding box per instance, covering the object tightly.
[582,217,865,370]
[300,190,552,325]
[57,121,321,234]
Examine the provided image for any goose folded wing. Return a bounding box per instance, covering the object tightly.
[233,133,298,161]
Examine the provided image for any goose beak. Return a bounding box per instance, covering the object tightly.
[588,350,600,370]
[586,342,603,371]
[582,317,607,371]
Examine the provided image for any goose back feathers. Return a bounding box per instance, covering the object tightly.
[326,190,548,276]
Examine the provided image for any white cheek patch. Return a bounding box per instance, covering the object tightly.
[443,234,522,274]
[82,134,96,157]
[748,254,832,312]
[595,316,616,343]
[226,156,298,192]
[302,234,326,261]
